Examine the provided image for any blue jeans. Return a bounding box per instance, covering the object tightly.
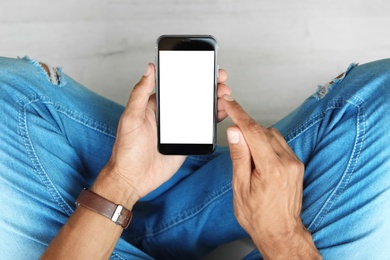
[0,56,389,259]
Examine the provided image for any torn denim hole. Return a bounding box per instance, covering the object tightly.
[314,63,359,100]
[39,62,60,85]
[20,56,65,87]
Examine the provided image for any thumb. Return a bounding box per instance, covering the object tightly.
[227,126,252,191]
[125,63,155,117]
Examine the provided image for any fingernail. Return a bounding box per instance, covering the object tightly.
[144,64,152,77]
[223,94,234,101]
[227,129,240,144]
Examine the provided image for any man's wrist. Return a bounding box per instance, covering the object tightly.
[252,222,321,260]
[90,166,139,210]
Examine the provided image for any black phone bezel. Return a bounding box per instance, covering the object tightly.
[156,35,218,155]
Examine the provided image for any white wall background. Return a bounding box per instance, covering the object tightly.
[1,0,390,143]
[1,0,390,258]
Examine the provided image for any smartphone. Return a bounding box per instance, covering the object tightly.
[156,35,218,155]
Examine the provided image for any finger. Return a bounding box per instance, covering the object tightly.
[218,68,228,83]
[217,110,227,122]
[217,83,231,98]
[125,63,155,117]
[221,95,275,162]
[263,128,290,159]
[268,128,299,160]
[216,84,231,122]
[147,93,156,113]
[265,128,304,179]
[227,126,252,194]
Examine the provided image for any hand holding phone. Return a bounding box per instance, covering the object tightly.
[156,35,218,155]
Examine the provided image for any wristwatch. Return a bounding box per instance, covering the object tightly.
[75,189,132,229]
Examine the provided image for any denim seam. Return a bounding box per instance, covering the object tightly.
[284,98,346,144]
[58,106,117,138]
[19,95,131,260]
[110,251,129,260]
[18,97,74,216]
[129,181,232,242]
[18,95,118,215]
[283,97,365,233]
[307,96,366,232]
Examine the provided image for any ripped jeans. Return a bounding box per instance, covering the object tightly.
[0,56,389,260]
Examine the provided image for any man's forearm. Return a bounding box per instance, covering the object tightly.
[41,168,138,259]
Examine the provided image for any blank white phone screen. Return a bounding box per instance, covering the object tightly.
[159,50,215,144]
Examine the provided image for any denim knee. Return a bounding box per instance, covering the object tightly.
[0,56,65,100]
[342,59,390,102]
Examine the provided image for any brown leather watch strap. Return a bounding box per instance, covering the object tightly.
[75,189,132,229]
